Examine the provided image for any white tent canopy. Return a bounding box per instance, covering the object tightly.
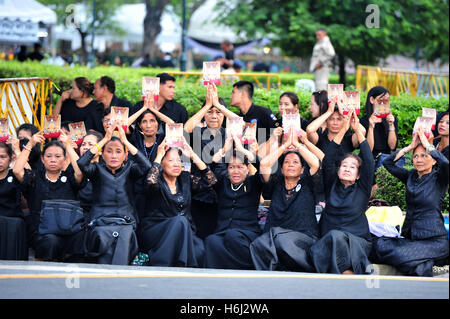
[0,0,57,24]
[0,0,56,44]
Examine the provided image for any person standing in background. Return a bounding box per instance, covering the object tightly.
[310,28,335,91]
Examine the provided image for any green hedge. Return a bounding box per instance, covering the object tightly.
[1,60,448,148]
[373,166,449,215]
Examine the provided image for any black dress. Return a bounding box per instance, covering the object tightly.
[372,149,449,276]
[19,165,86,261]
[310,140,375,274]
[204,169,263,270]
[77,150,151,265]
[127,127,165,218]
[0,170,28,260]
[190,126,226,239]
[137,162,217,267]
[250,169,321,272]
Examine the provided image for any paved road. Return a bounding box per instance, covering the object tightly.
[0,260,448,301]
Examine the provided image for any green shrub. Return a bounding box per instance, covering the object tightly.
[373,166,449,215]
[373,166,407,210]
[1,60,448,148]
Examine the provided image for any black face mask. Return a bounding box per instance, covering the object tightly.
[19,138,41,164]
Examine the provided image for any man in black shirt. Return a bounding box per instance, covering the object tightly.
[134,73,188,125]
[230,80,277,142]
[93,76,135,112]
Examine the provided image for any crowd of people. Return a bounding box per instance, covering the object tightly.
[0,72,448,277]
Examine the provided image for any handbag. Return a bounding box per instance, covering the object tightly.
[38,200,86,235]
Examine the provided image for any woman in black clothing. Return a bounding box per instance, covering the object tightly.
[77,123,151,265]
[434,111,449,160]
[53,77,103,132]
[70,130,104,214]
[0,142,28,260]
[360,86,399,168]
[184,84,236,239]
[138,138,217,267]
[126,94,173,218]
[250,128,323,271]
[372,127,449,276]
[306,97,365,155]
[13,133,86,261]
[204,134,262,270]
[310,110,375,274]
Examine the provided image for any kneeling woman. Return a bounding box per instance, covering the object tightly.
[372,128,449,276]
[310,110,375,274]
[13,133,86,262]
[204,135,262,269]
[250,129,323,271]
[138,138,217,267]
[0,142,28,260]
[77,123,151,265]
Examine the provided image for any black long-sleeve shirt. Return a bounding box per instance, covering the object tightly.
[141,163,217,229]
[383,149,449,240]
[319,140,375,240]
[262,168,320,239]
[77,150,151,222]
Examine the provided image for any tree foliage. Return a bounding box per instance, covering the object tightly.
[215,0,449,75]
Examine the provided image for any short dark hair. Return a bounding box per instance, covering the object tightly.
[233,81,254,99]
[312,90,329,116]
[280,91,299,107]
[43,140,66,157]
[316,28,327,34]
[137,110,160,129]
[0,142,13,158]
[157,73,176,85]
[84,130,104,143]
[16,123,39,136]
[104,136,126,152]
[99,76,116,94]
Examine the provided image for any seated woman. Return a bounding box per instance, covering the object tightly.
[0,142,28,260]
[434,111,449,160]
[359,86,399,168]
[138,138,217,267]
[250,128,323,272]
[372,127,449,276]
[69,130,104,214]
[306,97,366,155]
[13,132,86,262]
[184,84,237,239]
[204,134,262,270]
[309,110,375,274]
[52,77,103,132]
[77,123,151,265]
[126,94,173,218]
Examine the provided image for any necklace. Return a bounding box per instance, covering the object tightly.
[231,182,244,192]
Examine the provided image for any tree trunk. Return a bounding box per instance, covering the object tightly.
[338,54,346,87]
[77,29,89,65]
[141,0,170,60]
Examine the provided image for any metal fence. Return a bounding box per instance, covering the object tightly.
[356,65,449,98]
[0,77,53,134]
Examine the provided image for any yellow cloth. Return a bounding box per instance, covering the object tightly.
[365,206,405,227]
